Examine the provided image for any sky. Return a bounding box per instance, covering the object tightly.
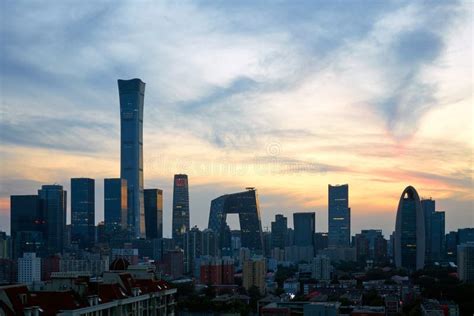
[0,1,472,237]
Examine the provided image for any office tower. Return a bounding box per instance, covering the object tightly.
[242,257,266,294]
[144,189,163,239]
[354,230,387,263]
[38,185,67,255]
[458,243,474,283]
[172,174,190,246]
[119,78,146,239]
[421,198,435,261]
[293,212,315,247]
[445,231,458,261]
[311,255,331,280]
[71,178,95,248]
[314,232,328,255]
[430,211,445,262]
[394,186,425,271]
[208,188,264,253]
[104,178,128,233]
[0,232,8,259]
[184,226,202,275]
[18,253,41,284]
[10,195,44,258]
[202,229,219,257]
[458,228,474,244]
[328,184,351,247]
[271,214,288,249]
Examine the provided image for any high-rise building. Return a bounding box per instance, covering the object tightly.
[119,78,146,239]
[458,228,474,244]
[144,189,163,239]
[394,186,425,271]
[354,230,387,263]
[430,211,445,262]
[172,174,190,246]
[71,178,95,248]
[202,229,219,257]
[293,212,315,247]
[445,231,458,262]
[314,232,328,255]
[104,178,128,233]
[10,195,45,258]
[208,188,263,253]
[38,185,67,255]
[18,252,41,284]
[242,257,266,294]
[421,198,435,261]
[311,255,331,280]
[457,243,474,283]
[184,226,202,275]
[271,214,287,249]
[328,184,350,247]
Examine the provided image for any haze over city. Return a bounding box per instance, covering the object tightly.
[1,1,472,237]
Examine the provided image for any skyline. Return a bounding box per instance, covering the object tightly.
[1,1,473,237]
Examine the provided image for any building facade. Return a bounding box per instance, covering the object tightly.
[458,243,474,283]
[328,184,351,247]
[394,186,425,271]
[208,189,264,254]
[293,212,315,247]
[144,189,163,239]
[71,178,95,249]
[119,78,146,239]
[38,185,67,255]
[18,252,41,284]
[242,257,266,294]
[172,174,190,247]
[271,214,288,249]
[104,178,128,233]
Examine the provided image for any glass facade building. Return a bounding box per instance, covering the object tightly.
[293,212,315,247]
[104,178,128,233]
[71,178,95,248]
[10,195,44,258]
[271,214,288,249]
[172,174,190,246]
[38,185,67,255]
[119,78,146,239]
[208,189,263,253]
[328,184,351,247]
[144,189,163,239]
[394,186,425,271]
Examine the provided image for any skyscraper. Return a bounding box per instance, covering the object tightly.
[208,189,264,253]
[38,185,67,255]
[421,198,435,261]
[144,189,163,239]
[104,178,128,233]
[394,186,425,271]
[71,178,95,248]
[293,212,315,247]
[119,78,145,239]
[271,214,288,249]
[457,243,474,283]
[10,195,44,258]
[328,184,350,247]
[172,174,190,246]
[430,211,445,262]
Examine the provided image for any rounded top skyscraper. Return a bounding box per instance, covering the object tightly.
[394,186,425,271]
[118,78,145,239]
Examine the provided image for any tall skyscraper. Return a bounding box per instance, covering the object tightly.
[271,214,288,249]
[208,189,264,253]
[119,78,146,239]
[430,211,445,262]
[421,198,435,261]
[10,195,44,258]
[328,184,351,247]
[293,212,315,247]
[144,189,163,239]
[38,185,67,255]
[172,174,190,246]
[71,178,95,248]
[394,186,425,271]
[184,226,202,275]
[104,178,128,233]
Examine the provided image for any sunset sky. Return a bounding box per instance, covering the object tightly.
[0,1,472,237]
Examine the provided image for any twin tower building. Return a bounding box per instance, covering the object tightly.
[118,79,189,241]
